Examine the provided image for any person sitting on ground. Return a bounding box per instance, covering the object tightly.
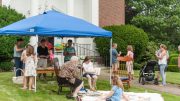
[63,39,76,63]
[58,56,83,99]
[83,56,98,91]
[99,75,128,101]
[37,39,49,79]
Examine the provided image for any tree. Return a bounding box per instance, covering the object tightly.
[126,0,180,47]
[94,25,149,63]
[0,6,27,58]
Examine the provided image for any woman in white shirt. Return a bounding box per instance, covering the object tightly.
[83,56,98,91]
[156,44,167,86]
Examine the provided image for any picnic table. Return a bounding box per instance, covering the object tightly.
[36,67,54,74]
[79,91,164,101]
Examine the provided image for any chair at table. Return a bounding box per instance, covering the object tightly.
[53,58,73,95]
[116,56,131,88]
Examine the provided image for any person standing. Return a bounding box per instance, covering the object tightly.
[112,43,120,73]
[14,38,24,76]
[156,44,167,86]
[22,45,37,90]
[63,39,76,63]
[37,39,49,78]
[126,45,134,80]
[178,45,180,71]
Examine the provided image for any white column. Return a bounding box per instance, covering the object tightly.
[67,0,74,16]
[30,0,39,16]
[91,0,99,26]
[30,0,39,50]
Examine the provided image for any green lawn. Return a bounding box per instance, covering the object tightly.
[134,70,180,84]
[0,72,110,101]
[0,72,180,101]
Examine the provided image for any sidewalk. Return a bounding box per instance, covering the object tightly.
[132,79,180,96]
[99,67,180,96]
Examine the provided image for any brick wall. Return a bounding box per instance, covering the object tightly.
[99,0,125,27]
[0,0,2,6]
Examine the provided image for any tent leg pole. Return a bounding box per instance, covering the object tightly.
[35,34,38,92]
[110,38,112,85]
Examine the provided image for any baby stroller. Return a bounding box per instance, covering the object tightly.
[139,60,158,85]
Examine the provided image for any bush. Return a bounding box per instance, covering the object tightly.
[140,41,158,62]
[169,57,178,65]
[0,6,29,59]
[0,62,14,72]
[134,62,143,70]
[167,65,179,72]
[94,25,149,63]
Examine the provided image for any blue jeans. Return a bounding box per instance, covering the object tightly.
[159,64,166,85]
[14,57,23,77]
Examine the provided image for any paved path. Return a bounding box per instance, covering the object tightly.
[99,67,180,96]
[132,79,180,96]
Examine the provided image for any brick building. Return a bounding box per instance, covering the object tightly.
[99,0,125,27]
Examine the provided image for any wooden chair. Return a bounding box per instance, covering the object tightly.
[116,56,131,88]
[53,58,73,95]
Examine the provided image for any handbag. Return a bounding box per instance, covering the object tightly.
[12,68,24,84]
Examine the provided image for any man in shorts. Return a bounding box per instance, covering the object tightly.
[112,43,120,73]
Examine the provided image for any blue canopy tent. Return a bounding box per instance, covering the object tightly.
[0,10,112,92]
[0,10,112,37]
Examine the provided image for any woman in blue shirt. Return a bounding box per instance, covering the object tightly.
[101,75,128,101]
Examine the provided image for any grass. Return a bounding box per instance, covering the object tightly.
[134,70,180,84]
[0,72,110,101]
[0,72,180,101]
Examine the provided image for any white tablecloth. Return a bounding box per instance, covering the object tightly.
[80,91,164,101]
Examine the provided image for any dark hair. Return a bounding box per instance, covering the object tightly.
[17,38,24,42]
[41,39,46,43]
[83,56,91,63]
[68,39,72,43]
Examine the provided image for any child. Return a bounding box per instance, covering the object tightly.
[23,45,37,90]
[49,48,54,64]
[100,75,128,101]
[83,56,98,91]
[126,45,134,80]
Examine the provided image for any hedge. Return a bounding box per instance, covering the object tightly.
[94,25,149,64]
[0,62,14,72]
[167,65,179,72]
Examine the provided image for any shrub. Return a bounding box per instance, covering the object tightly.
[169,57,178,65]
[140,41,158,62]
[0,62,14,72]
[167,65,179,72]
[134,62,143,70]
[94,25,149,63]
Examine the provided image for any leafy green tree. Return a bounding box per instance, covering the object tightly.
[126,0,180,47]
[94,25,149,63]
[0,6,27,58]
